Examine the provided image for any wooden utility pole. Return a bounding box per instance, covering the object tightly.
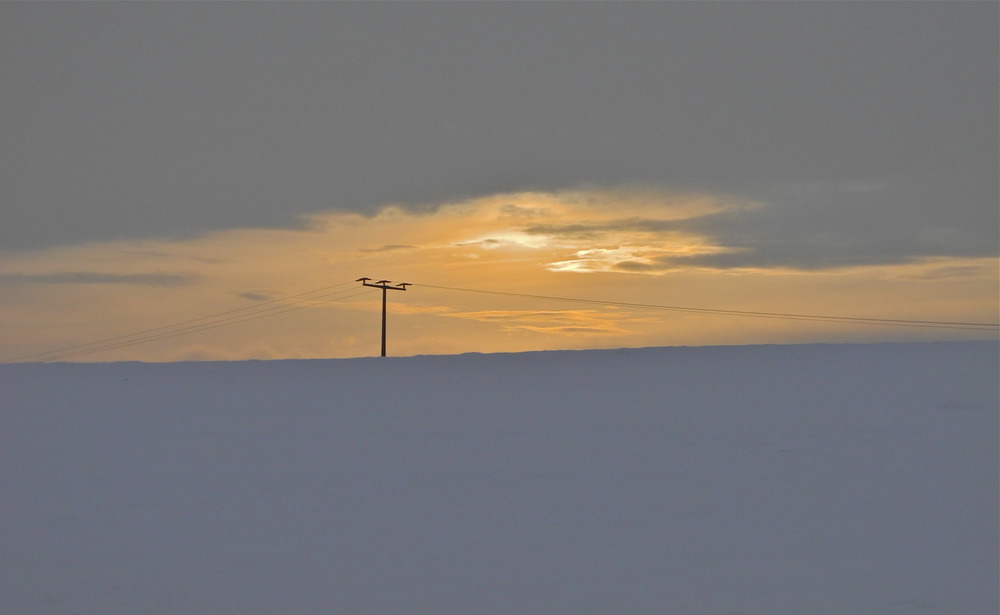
[356,278,410,357]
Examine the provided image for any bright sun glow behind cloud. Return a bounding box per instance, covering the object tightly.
[1,186,996,362]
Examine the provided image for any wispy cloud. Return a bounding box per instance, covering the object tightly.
[498,204,553,219]
[357,244,416,254]
[524,217,685,238]
[441,309,632,335]
[238,292,272,302]
[2,184,995,361]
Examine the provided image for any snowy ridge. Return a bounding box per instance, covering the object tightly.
[2,342,997,614]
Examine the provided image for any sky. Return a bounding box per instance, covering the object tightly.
[1,2,997,361]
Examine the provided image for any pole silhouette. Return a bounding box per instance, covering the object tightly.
[356,278,410,357]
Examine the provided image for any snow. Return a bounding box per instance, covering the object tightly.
[2,342,997,614]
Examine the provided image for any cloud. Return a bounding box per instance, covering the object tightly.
[428,180,997,274]
[667,180,1000,271]
[1,183,995,362]
[514,325,624,335]
[238,292,272,302]
[498,204,552,219]
[438,309,633,335]
[891,260,998,281]
[0,272,199,286]
[524,217,685,238]
[5,184,994,286]
[357,244,416,254]
[454,233,549,250]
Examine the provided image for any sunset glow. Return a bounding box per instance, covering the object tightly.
[2,186,996,362]
[2,3,996,362]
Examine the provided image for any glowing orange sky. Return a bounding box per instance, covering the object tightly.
[2,186,996,362]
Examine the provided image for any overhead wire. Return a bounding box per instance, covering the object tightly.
[4,281,375,363]
[30,288,377,362]
[412,283,1000,332]
[7,278,996,363]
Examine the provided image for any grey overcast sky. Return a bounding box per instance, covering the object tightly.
[2,2,997,267]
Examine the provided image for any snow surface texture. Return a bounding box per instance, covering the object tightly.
[2,342,997,615]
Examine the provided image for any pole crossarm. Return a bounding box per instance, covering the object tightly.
[356,277,410,356]
[357,277,410,292]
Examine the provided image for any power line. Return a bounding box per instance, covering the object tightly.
[7,278,996,363]
[3,281,374,363]
[3,281,347,362]
[39,280,357,356]
[35,288,377,362]
[413,283,1000,332]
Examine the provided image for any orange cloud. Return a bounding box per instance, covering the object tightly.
[1,186,995,362]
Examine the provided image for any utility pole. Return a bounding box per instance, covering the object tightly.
[356,278,410,357]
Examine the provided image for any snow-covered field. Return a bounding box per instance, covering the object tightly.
[2,342,997,615]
